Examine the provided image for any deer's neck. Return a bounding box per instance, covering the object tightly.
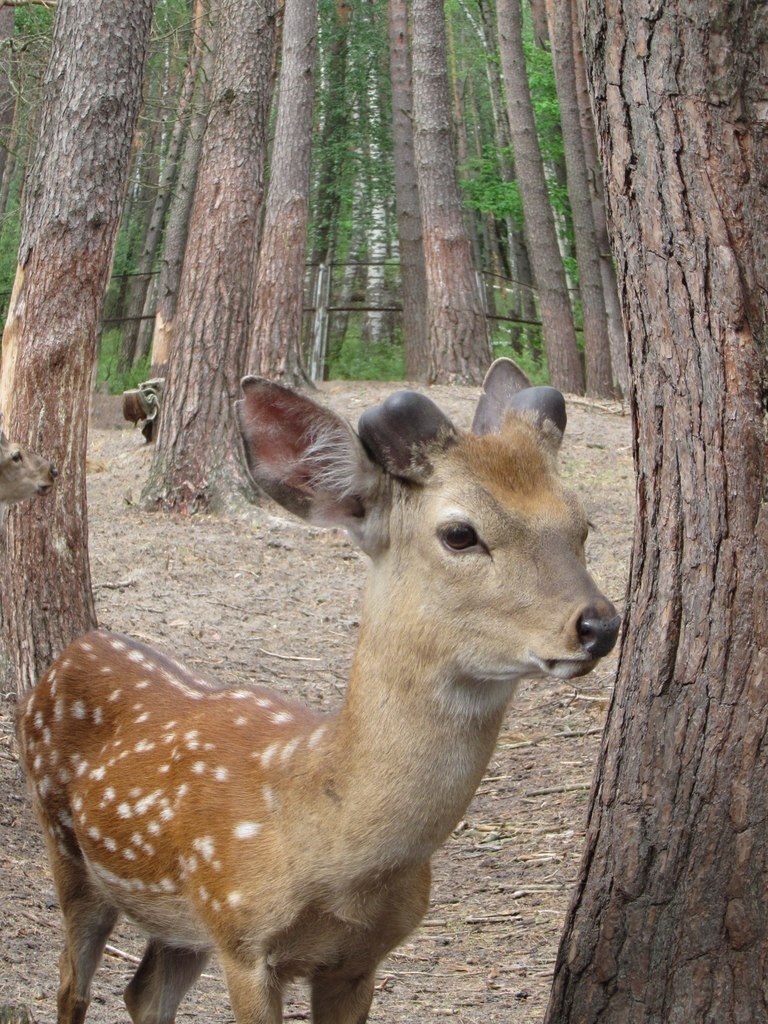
[310,611,511,874]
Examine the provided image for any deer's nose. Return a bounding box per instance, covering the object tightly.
[577,606,621,659]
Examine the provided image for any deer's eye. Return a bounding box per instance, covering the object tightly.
[440,522,483,552]
[11,451,22,463]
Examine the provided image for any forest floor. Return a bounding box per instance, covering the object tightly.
[0,380,634,1024]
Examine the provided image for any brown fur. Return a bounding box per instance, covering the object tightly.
[17,376,617,1024]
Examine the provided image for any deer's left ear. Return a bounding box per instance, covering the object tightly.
[236,377,385,549]
[357,390,457,482]
[472,358,566,451]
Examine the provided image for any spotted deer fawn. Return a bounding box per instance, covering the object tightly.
[0,413,58,505]
[18,359,619,1024]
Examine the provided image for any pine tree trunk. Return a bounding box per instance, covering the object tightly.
[150,2,214,377]
[142,0,277,514]
[249,0,317,383]
[572,10,627,398]
[495,0,583,393]
[0,8,15,189]
[411,0,491,384]
[545,2,768,1019]
[0,0,154,694]
[548,0,613,397]
[388,0,428,381]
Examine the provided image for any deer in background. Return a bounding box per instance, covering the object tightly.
[0,413,58,505]
[17,359,620,1024]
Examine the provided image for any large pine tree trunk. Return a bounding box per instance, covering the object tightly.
[388,0,428,381]
[142,0,276,513]
[248,0,317,383]
[545,2,768,1020]
[411,0,491,384]
[0,0,154,694]
[495,0,583,393]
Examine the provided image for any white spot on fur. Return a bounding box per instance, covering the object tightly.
[191,762,206,775]
[192,836,216,862]
[227,891,243,908]
[214,767,228,782]
[260,742,280,767]
[280,738,301,764]
[233,821,262,840]
[271,711,294,725]
[308,725,327,749]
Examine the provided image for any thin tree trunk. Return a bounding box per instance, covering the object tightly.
[495,0,583,393]
[0,8,16,188]
[548,0,613,397]
[388,0,428,381]
[0,0,154,694]
[572,5,626,398]
[248,0,317,383]
[128,0,209,371]
[150,0,214,377]
[545,2,768,1019]
[411,0,491,384]
[142,0,277,514]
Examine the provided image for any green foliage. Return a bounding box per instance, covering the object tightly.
[327,324,405,381]
[96,329,150,395]
[460,146,524,226]
[490,331,549,385]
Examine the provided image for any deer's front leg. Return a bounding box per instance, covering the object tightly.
[310,967,376,1024]
[219,952,283,1024]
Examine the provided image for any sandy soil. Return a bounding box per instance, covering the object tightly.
[0,380,634,1023]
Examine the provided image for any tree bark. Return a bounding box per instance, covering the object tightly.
[411,0,491,384]
[545,2,768,1020]
[124,2,208,370]
[0,7,16,188]
[142,0,276,514]
[150,0,214,377]
[248,0,317,383]
[572,9,626,398]
[548,0,613,397]
[388,0,428,381]
[495,0,583,393]
[0,0,154,694]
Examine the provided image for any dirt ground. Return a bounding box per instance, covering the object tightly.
[0,380,634,1023]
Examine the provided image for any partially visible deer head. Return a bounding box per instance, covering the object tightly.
[0,413,58,505]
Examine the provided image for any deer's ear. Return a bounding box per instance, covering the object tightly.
[236,378,383,545]
[357,390,457,482]
[472,358,566,450]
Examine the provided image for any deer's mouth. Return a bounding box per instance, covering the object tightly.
[529,653,597,680]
